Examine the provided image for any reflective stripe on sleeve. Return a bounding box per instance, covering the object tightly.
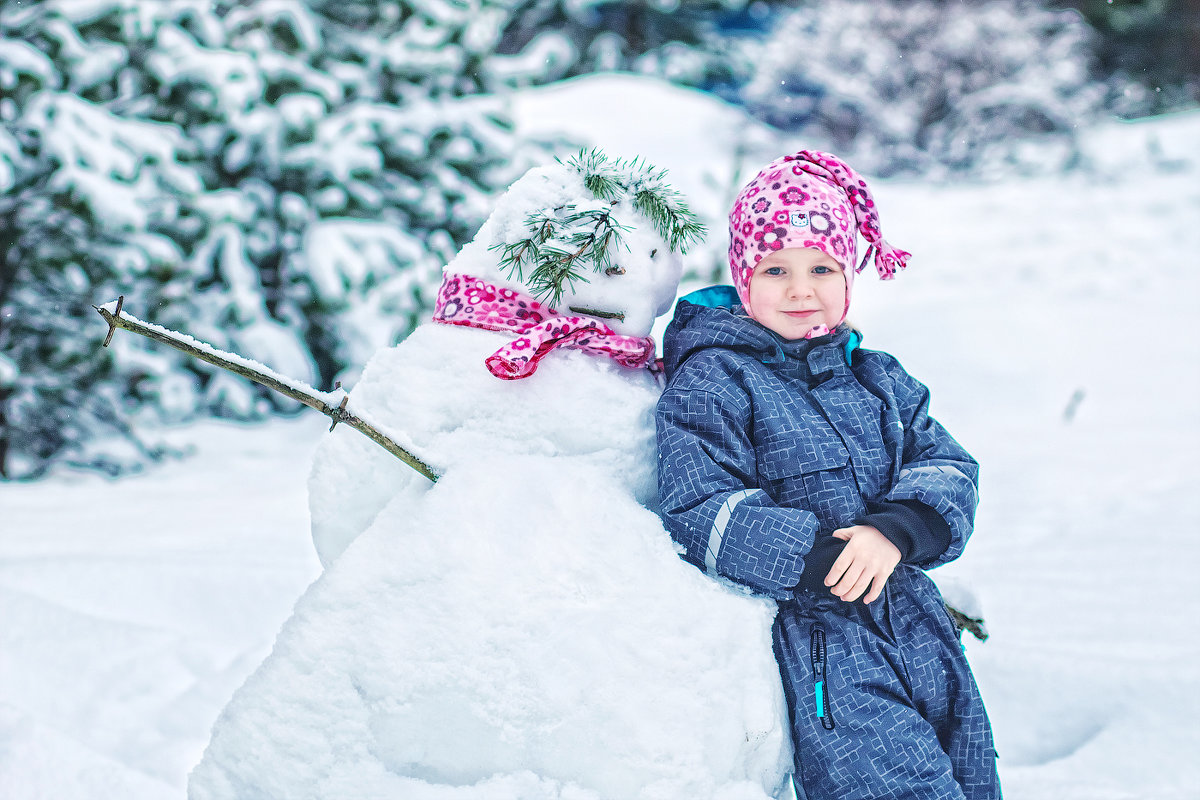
[705,489,763,573]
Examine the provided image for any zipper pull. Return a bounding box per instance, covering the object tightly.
[810,624,835,730]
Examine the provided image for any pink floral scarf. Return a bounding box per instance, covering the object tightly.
[431,273,656,380]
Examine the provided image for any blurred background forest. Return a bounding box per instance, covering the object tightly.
[1,0,1196,480]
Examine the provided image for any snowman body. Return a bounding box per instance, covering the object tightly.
[189,162,793,800]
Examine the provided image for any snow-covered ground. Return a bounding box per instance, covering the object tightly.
[2,75,1199,798]
[0,416,325,797]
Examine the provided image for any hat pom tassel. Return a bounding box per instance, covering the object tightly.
[873,240,911,280]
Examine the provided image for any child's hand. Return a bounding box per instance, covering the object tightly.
[824,525,902,604]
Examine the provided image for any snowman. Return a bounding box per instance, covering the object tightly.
[188,152,793,800]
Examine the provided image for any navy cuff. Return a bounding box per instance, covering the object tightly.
[794,534,848,591]
[855,499,952,565]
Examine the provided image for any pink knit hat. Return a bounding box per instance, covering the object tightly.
[728,150,911,337]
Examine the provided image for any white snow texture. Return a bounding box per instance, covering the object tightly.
[188,162,792,799]
[6,75,1199,800]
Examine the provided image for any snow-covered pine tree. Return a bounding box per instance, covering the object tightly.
[738,0,1109,177]
[1057,0,1199,116]
[0,7,217,477]
[214,0,539,382]
[485,0,770,92]
[0,0,541,479]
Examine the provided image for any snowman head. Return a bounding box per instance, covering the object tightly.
[459,150,704,338]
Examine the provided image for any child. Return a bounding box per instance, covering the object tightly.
[655,151,1001,799]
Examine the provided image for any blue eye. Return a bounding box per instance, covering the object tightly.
[764,266,784,276]
[813,265,833,274]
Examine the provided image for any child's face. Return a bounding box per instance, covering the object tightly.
[747,247,847,340]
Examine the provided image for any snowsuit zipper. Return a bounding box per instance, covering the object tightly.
[810,623,835,730]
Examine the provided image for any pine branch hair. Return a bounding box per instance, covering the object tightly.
[490,149,706,306]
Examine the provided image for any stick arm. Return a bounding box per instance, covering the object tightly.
[94,297,439,483]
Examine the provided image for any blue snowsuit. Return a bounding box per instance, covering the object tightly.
[655,290,1000,800]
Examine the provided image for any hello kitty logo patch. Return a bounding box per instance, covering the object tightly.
[789,211,810,228]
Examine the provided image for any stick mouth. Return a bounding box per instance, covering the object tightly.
[567,306,625,323]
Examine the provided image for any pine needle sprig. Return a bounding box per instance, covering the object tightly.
[632,185,707,254]
[525,242,588,305]
[493,148,705,305]
[493,209,559,284]
[566,149,620,201]
[581,168,622,202]
[493,204,630,306]
[569,150,707,255]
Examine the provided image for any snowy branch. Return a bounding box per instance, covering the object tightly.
[947,605,988,643]
[94,297,438,483]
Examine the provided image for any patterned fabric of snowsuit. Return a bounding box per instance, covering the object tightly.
[655,292,1001,800]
